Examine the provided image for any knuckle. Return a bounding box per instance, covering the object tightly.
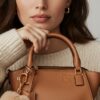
[26,24,31,28]
[24,26,29,32]
[24,32,30,38]
[34,38,38,43]
[24,25,31,31]
[42,33,47,38]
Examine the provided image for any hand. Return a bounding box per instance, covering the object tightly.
[17,24,49,53]
[0,91,29,100]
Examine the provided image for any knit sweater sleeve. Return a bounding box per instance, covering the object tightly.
[0,29,27,86]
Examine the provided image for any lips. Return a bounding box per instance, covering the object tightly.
[30,14,51,23]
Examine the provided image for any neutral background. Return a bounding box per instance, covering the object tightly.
[87,0,100,40]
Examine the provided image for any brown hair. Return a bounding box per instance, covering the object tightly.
[0,0,95,43]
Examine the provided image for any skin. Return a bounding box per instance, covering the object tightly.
[16,0,71,53]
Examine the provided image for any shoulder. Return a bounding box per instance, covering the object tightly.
[75,40,100,55]
[75,40,100,51]
[74,40,100,72]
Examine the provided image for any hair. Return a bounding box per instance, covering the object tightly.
[0,0,95,43]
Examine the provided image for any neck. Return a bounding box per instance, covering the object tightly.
[50,27,61,34]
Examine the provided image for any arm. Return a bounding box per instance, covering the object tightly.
[0,29,27,85]
[0,25,48,96]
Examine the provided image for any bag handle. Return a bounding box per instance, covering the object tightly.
[27,33,81,71]
[16,33,82,94]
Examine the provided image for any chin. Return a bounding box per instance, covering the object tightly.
[30,22,59,33]
[34,24,53,30]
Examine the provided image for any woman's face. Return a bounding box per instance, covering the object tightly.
[16,0,71,32]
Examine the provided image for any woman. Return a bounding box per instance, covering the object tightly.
[0,0,100,100]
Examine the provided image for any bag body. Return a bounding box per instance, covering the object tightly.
[8,33,100,100]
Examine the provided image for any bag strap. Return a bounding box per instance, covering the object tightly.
[27,33,81,71]
[17,33,82,94]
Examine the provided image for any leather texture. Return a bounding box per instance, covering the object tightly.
[8,33,100,100]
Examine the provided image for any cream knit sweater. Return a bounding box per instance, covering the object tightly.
[0,29,100,99]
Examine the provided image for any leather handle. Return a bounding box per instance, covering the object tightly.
[27,33,81,71]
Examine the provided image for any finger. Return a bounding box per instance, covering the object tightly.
[28,34,40,53]
[45,40,50,51]
[33,26,49,35]
[32,27,48,48]
[30,24,49,34]
[25,24,48,52]
[24,25,40,53]
[28,27,43,51]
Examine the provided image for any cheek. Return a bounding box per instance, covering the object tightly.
[52,4,65,25]
[16,0,30,13]
[16,0,31,25]
[55,7,65,18]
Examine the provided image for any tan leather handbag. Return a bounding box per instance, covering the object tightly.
[8,33,100,100]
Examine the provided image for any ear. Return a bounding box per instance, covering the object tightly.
[66,0,72,8]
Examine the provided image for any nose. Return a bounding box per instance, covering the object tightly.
[35,0,47,10]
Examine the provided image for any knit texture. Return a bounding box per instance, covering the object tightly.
[8,40,100,72]
[0,29,27,85]
[0,29,100,99]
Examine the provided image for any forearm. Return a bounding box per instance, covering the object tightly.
[0,29,27,85]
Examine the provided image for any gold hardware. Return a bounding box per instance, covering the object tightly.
[17,66,31,94]
[17,65,37,94]
[75,68,82,75]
